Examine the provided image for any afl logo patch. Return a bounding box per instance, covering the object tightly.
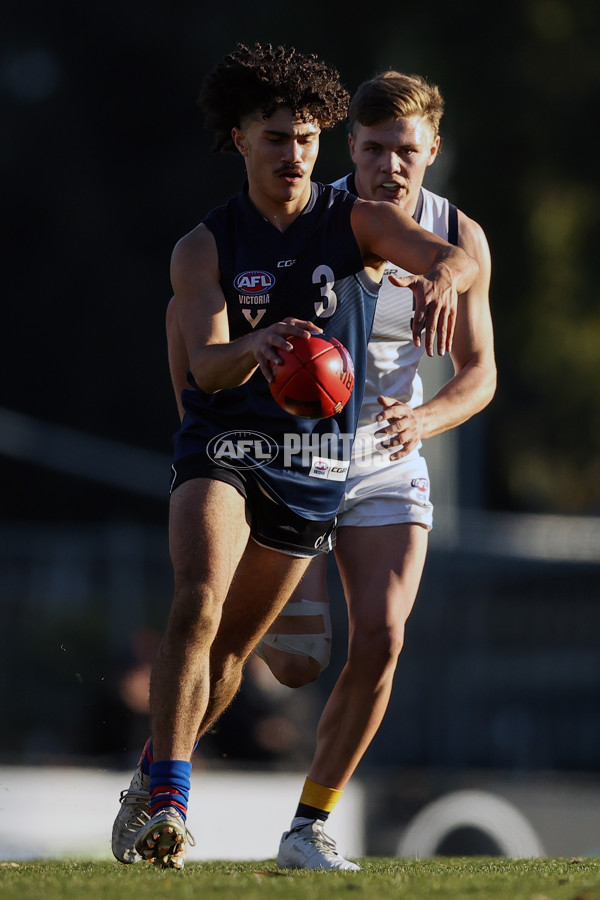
[207,430,279,469]
[234,271,276,294]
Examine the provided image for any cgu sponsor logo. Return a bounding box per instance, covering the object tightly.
[309,458,349,482]
[411,477,429,492]
[207,431,279,469]
[234,271,276,294]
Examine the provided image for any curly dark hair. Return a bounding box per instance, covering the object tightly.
[199,42,349,153]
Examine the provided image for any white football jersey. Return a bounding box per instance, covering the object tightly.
[331,176,457,474]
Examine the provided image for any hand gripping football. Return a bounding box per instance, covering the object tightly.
[269,334,355,419]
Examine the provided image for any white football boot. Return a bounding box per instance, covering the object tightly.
[277,819,360,871]
[111,766,151,864]
[134,806,190,870]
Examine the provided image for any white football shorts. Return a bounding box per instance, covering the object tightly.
[337,449,433,530]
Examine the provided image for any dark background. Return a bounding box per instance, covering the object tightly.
[2,0,600,785]
[3,0,600,523]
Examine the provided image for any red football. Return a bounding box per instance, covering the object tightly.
[269,334,355,419]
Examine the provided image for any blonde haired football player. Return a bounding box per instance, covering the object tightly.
[258,71,496,870]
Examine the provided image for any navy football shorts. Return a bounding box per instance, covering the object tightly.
[170,454,336,558]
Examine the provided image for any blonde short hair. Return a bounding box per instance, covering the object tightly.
[348,71,444,136]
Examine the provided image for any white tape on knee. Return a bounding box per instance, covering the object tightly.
[277,599,330,618]
[260,598,332,671]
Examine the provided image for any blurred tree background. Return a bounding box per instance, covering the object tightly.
[2,0,599,522]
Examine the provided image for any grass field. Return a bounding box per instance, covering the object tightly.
[2,858,600,900]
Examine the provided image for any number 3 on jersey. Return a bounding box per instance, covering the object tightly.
[313,264,338,318]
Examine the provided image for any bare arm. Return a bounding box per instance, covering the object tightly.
[375,211,496,458]
[351,199,479,357]
[166,296,188,422]
[171,224,319,394]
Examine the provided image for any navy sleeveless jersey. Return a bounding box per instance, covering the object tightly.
[174,182,381,520]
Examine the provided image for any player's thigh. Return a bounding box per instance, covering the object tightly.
[169,477,250,593]
[227,538,312,624]
[335,522,428,629]
[267,552,330,637]
[288,552,329,604]
[215,540,313,656]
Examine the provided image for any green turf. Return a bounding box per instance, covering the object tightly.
[1,858,600,900]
